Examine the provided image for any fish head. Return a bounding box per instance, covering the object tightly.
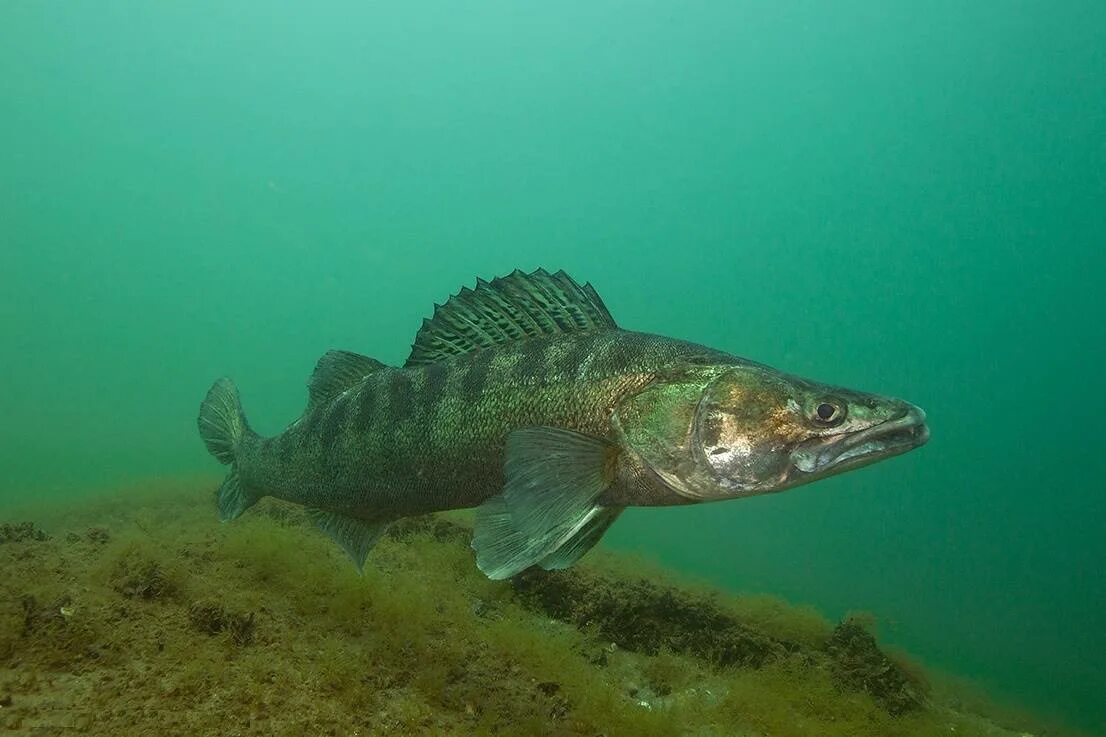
[616,363,929,501]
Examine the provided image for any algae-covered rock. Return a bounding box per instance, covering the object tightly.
[0,522,48,543]
[20,594,69,636]
[112,558,176,600]
[826,617,927,715]
[512,566,794,669]
[387,514,470,544]
[187,599,257,645]
[86,526,111,544]
[0,481,1066,737]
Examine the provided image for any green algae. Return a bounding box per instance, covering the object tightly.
[0,478,1079,736]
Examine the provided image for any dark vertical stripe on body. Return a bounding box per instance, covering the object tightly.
[420,362,449,413]
[601,333,632,372]
[387,371,414,420]
[460,347,494,401]
[353,379,379,434]
[513,339,549,381]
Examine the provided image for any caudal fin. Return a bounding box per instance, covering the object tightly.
[198,378,259,521]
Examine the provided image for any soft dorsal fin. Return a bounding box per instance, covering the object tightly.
[405,268,617,367]
[307,350,387,410]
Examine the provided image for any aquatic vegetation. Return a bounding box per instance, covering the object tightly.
[824,618,924,715]
[0,522,48,544]
[0,478,1076,735]
[187,600,257,646]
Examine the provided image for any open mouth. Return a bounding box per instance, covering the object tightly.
[794,405,929,475]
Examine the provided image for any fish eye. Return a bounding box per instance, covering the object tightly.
[814,401,845,426]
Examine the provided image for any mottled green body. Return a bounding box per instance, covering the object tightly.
[200,268,927,577]
[239,330,735,522]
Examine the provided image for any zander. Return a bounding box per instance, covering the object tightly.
[198,269,928,579]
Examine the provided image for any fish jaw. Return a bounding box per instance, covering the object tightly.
[789,403,929,483]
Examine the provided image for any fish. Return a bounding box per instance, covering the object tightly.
[198,268,929,579]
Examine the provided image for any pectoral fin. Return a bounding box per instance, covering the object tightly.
[307,508,390,572]
[472,426,621,579]
[538,506,623,571]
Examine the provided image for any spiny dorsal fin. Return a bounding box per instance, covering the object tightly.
[307,350,387,410]
[405,268,617,367]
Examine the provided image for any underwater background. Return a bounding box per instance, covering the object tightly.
[1,1,1103,733]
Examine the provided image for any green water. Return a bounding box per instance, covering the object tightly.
[2,2,1103,731]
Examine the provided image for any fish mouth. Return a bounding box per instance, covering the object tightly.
[793,405,929,477]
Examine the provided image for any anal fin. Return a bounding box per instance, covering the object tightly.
[307,508,390,572]
[217,467,260,522]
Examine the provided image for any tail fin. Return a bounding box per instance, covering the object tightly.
[198,378,259,521]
